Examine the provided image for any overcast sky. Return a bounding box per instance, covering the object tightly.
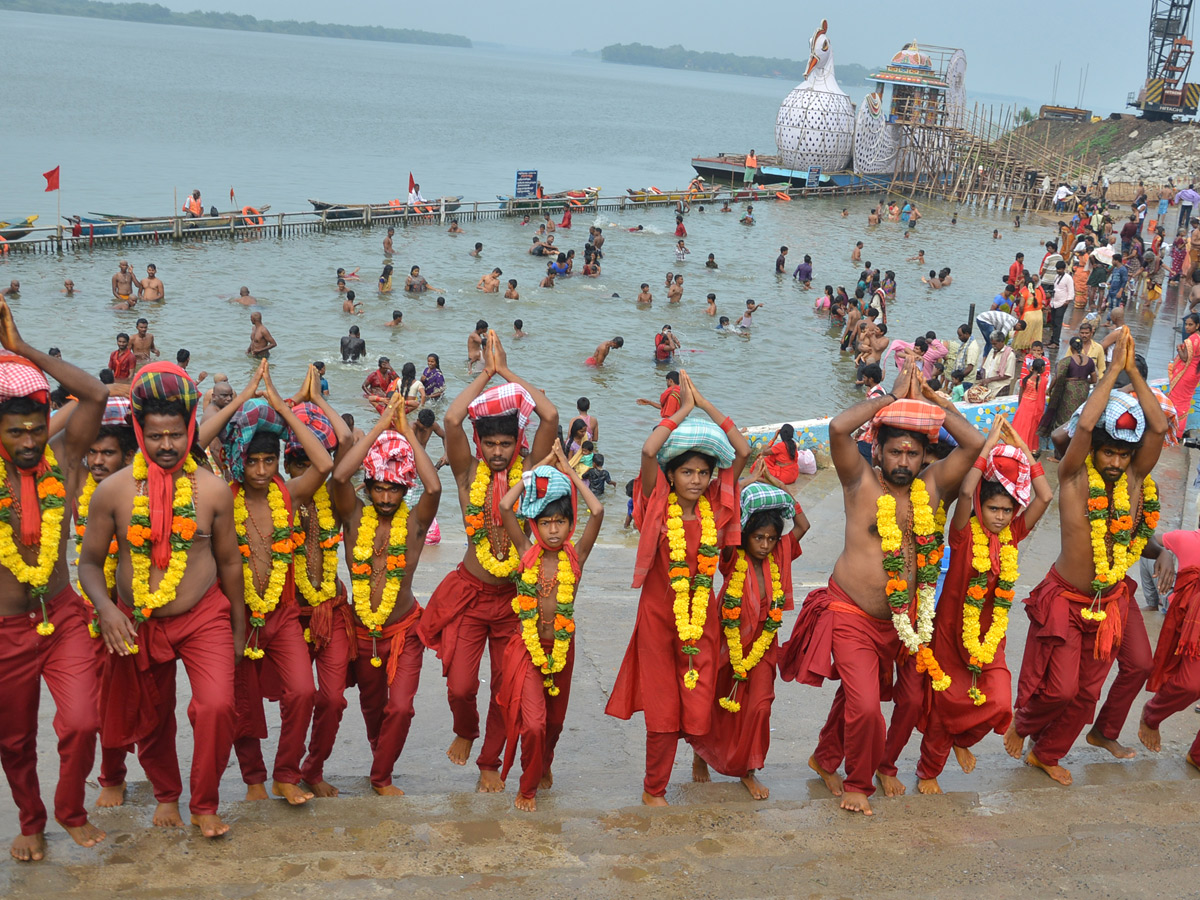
[152,1,1165,113]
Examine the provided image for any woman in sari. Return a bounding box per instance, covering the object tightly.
[1012,282,1043,350]
[1011,357,1048,451]
[420,353,446,400]
[1072,249,1090,309]
[1168,313,1200,439]
[1171,231,1188,282]
[1038,337,1096,442]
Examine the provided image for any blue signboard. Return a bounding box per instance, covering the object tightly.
[515,170,538,200]
[806,166,821,186]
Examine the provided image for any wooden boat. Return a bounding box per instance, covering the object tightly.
[65,215,146,236]
[308,197,463,221]
[626,186,719,203]
[497,187,600,211]
[91,206,271,227]
[0,215,38,241]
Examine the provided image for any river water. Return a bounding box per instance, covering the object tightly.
[0,10,1183,490]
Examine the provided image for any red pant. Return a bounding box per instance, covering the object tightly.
[502,638,575,800]
[644,730,682,797]
[0,589,98,836]
[90,630,130,789]
[1093,595,1153,741]
[131,585,236,816]
[355,619,423,789]
[1142,653,1200,759]
[299,604,352,786]
[917,716,994,780]
[234,602,316,786]
[878,657,924,778]
[812,606,901,797]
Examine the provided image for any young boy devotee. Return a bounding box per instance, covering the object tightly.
[0,301,109,861]
[330,395,441,795]
[606,370,751,806]
[420,331,559,791]
[914,417,1051,794]
[779,353,983,815]
[496,442,604,811]
[1008,328,1167,784]
[80,359,246,839]
[689,481,809,800]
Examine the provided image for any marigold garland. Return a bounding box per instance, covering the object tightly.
[234,481,298,658]
[667,492,718,690]
[1084,457,1159,620]
[876,477,949,690]
[75,473,119,638]
[464,457,524,578]
[293,484,342,616]
[514,548,576,696]
[350,501,408,667]
[0,446,66,635]
[718,551,785,712]
[963,518,1019,706]
[127,452,198,628]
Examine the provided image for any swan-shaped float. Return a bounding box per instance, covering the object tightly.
[774,19,854,174]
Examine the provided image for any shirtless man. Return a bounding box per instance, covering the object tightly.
[588,337,625,367]
[1007,329,1167,785]
[504,280,519,300]
[340,326,366,363]
[637,284,653,304]
[232,286,257,306]
[667,275,684,304]
[1,281,19,299]
[469,242,482,257]
[139,264,164,302]
[780,356,982,814]
[130,318,159,368]
[467,320,487,375]
[540,270,555,289]
[448,220,464,234]
[247,312,276,360]
[856,322,890,377]
[383,228,395,258]
[62,280,76,296]
[477,268,502,293]
[851,241,863,262]
[112,261,139,303]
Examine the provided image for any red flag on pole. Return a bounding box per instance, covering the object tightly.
[408,172,415,194]
[230,187,235,202]
[43,166,60,192]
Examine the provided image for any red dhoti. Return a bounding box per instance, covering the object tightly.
[1142,567,1200,758]
[298,581,355,786]
[778,578,904,798]
[86,604,131,790]
[499,633,575,799]
[419,564,518,771]
[234,600,317,786]
[354,604,423,789]
[0,587,98,836]
[1012,566,1132,767]
[102,582,235,817]
[1092,589,1153,741]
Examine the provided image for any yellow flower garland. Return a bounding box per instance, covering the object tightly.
[667,492,718,690]
[962,518,1019,706]
[1084,457,1160,620]
[234,481,297,659]
[513,548,577,695]
[0,446,66,635]
[127,452,198,626]
[718,550,785,712]
[464,457,524,578]
[75,473,119,638]
[350,501,408,667]
[293,484,342,612]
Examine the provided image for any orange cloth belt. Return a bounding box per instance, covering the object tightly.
[356,603,422,685]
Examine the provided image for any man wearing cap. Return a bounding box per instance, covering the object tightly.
[1007,329,1168,785]
[79,360,246,838]
[421,331,559,791]
[213,370,333,805]
[331,395,441,795]
[0,300,109,861]
[779,354,983,815]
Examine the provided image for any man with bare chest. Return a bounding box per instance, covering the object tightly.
[112,260,140,303]
[247,312,276,360]
[138,264,164,302]
[129,318,159,369]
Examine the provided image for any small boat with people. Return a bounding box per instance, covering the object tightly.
[0,215,39,242]
[497,187,600,211]
[626,181,720,203]
[308,197,463,221]
[65,206,272,236]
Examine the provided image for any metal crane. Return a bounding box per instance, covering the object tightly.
[1128,0,1199,119]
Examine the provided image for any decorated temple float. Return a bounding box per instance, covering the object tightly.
[691,21,966,190]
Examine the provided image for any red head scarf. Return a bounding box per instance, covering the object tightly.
[0,354,52,544]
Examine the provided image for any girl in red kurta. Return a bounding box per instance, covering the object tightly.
[916,418,1052,793]
[605,371,750,805]
[690,482,809,799]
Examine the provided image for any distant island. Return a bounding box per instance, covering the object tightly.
[601,43,869,85]
[0,0,472,47]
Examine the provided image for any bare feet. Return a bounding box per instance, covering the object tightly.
[539,769,553,791]
[476,769,505,793]
[692,753,711,783]
[1086,727,1137,759]
[10,832,46,862]
[152,801,184,828]
[808,755,844,796]
[1025,750,1073,785]
[190,814,230,838]
[244,783,269,802]
[514,795,537,812]
[1188,752,1200,771]
[740,772,770,800]
[875,771,906,797]
[447,735,473,766]
[641,791,669,807]
[309,780,339,798]
[58,819,105,848]
[1003,724,1024,759]
[372,784,405,797]
[917,777,943,794]
[1138,715,1162,753]
[273,781,314,805]
[96,783,126,808]
[953,745,977,774]
[840,791,874,815]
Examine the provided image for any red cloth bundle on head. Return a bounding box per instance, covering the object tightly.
[363,429,415,487]
[871,398,945,443]
[0,354,53,544]
[467,383,534,458]
[285,402,336,459]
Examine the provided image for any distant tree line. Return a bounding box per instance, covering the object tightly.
[601,43,870,85]
[0,0,472,47]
